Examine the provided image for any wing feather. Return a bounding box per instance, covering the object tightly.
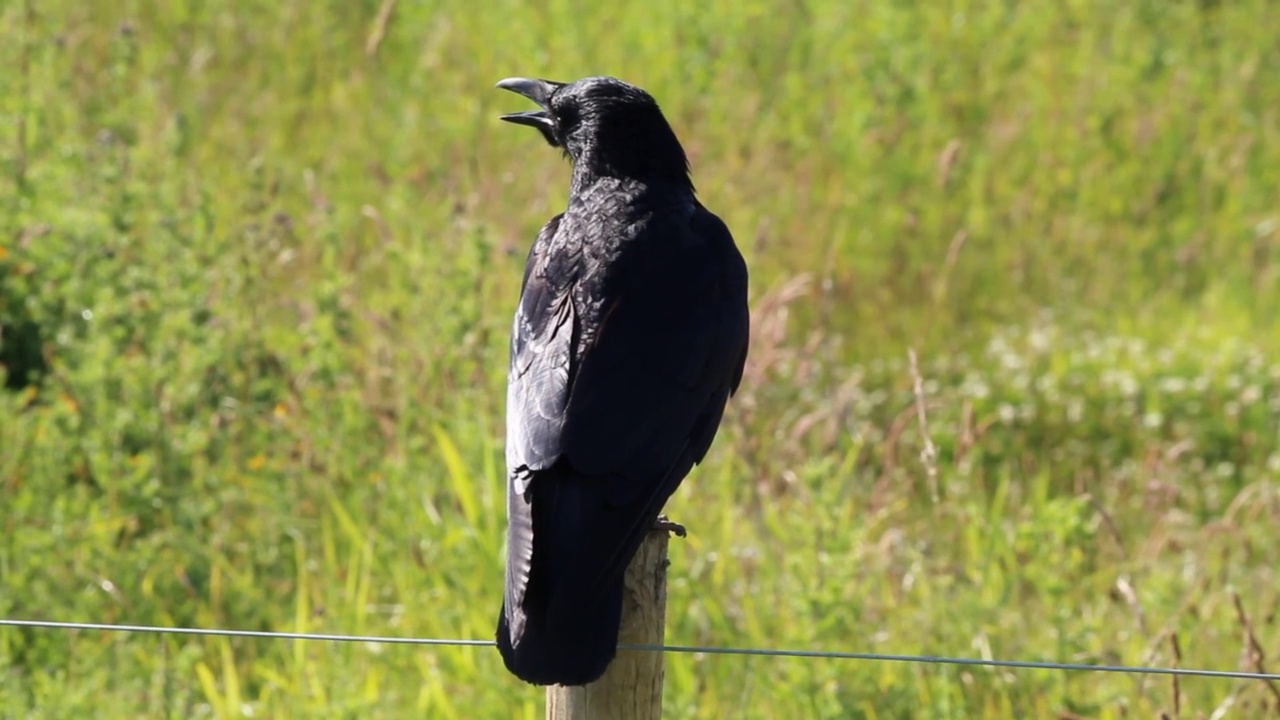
[503,214,572,635]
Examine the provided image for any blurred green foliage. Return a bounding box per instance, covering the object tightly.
[1,0,1278,717]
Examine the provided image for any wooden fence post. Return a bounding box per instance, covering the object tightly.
[545,525,675,720]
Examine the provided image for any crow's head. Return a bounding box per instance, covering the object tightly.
[496,75,690,185]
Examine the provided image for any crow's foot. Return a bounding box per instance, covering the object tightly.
[652,515,687,538]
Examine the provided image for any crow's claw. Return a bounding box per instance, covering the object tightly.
[652,515,687,538]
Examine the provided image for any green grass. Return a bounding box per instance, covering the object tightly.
[2,0,1279,717]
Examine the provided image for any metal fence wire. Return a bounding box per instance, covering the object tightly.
[2,618,1278,682]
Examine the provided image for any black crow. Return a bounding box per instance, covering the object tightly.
[493,75,750,686]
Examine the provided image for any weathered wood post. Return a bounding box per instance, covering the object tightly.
[545,523,678,720]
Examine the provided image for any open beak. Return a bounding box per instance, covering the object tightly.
[495,77,565,146]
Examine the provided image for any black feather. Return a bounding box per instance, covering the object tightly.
[495,75,750,686]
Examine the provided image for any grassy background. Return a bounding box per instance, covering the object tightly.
[2,0,1279,717]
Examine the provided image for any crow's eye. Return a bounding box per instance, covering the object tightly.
[555,104,580,132]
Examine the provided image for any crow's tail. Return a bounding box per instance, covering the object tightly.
[496,578,625,686]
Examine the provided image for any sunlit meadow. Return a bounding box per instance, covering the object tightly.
[2,1,1279,718]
